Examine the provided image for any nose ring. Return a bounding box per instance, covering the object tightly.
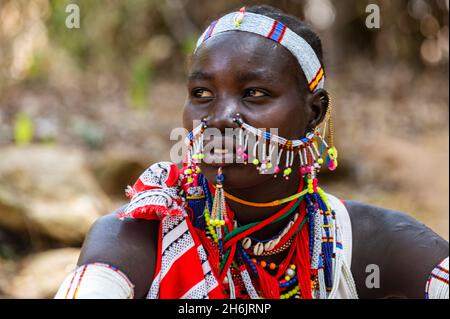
[201,116,209,128]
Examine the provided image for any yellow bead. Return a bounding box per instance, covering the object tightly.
[252,159,259,165]
[290,264,296,270]
[318,158,324,164]
[285,276,291,281]
[219,220,225,226]
[267,163,272,169]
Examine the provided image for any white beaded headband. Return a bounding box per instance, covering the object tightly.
[195,8,325,92]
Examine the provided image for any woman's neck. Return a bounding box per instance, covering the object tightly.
[223,167,302,240]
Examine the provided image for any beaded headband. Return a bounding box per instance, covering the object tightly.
[195,8,325,92]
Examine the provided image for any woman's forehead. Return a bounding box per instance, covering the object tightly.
[190,32,298,77]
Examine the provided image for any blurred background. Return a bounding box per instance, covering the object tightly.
[0,0,448,298]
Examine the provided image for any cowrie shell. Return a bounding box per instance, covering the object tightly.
[242,237,252,249]
[264,240,272,251]
[264,240,276,251]
[253,242,264,256]
[234,13,244,25]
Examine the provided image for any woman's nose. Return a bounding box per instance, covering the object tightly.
[206,98,240,132]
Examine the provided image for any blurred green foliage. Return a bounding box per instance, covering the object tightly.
[0,0,448,147]
[72,120,105,149]
[2,0,448,87]
[129,56,153,110]
[14,113,34,146]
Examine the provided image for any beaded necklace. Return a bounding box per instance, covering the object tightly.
[185,171,337,299]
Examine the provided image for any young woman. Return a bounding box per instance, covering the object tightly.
[55,5,448,299]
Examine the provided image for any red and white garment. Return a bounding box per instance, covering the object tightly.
[120,161,225,299]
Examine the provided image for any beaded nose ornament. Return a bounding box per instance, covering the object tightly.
[232,113,338,181]
[182,108,338,185]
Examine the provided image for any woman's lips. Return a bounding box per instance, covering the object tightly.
[213,148,229,155]
[203,147,236,166]
[202,136,237,167]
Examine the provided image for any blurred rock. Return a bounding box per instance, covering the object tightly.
[329,134,449,240]
[90,149,151,199]
[0,227,30,259]
[0,257,17,298]
[0,146,111,244]
[8,248,80,299]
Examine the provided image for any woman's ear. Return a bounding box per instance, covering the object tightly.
[306,88,329,129]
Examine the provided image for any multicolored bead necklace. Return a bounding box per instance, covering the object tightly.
[184,169,339,299]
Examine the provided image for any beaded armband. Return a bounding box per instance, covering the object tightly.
[425,257,449,299]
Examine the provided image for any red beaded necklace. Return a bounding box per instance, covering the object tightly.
[202,179,312,299]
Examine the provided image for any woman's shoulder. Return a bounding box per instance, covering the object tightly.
[344,200,444,239]
[345,199,447,259]
[345,200,410,229]
[344,200,448,298]
[77,206,160,298]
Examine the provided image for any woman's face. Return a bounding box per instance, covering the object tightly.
[183,31,316,189]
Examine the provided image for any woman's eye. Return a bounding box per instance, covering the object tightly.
[193,89,213,98]
[245,89,267,98]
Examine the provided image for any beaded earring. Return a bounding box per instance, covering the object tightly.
[182,118,228,241]
[181,117,207,192]
[321,96,338,171]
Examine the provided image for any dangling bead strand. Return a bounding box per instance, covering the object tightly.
[209,168,227,240]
